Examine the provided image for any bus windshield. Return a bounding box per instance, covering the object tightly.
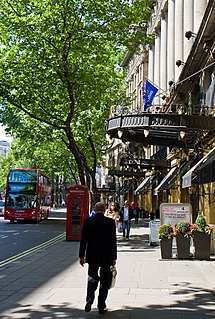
[6,193,37,209]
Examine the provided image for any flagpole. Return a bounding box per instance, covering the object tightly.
[143,78,166,93]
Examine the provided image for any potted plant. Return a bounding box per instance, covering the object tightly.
[158,224,174,259]
[191,212,214,260]
[174,221,192,259]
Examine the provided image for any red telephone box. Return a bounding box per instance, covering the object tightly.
[66,185,89,241]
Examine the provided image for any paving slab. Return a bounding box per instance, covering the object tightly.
[0,219,214,319]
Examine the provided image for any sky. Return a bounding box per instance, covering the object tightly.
[0,126,13,142]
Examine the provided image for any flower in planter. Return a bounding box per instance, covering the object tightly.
[158,224,174,240]
[191,211,213,235]
[204,225,214,235]
[191,212,213,260]
[174,221,192,238]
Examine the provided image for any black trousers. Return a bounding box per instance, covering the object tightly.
[87,263,111,310]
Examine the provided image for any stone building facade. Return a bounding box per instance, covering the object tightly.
[104,0,215,231]
[0,140,10,157]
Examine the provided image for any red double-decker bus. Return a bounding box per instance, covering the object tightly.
[4,168,52,223]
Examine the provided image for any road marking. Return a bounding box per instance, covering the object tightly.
[0,232,66,268]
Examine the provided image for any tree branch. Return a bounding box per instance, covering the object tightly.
[6,97,65,130]
[87,135,97,175]
[4,0,22,17]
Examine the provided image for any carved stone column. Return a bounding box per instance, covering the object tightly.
[167,0,175,86]
[175,0,184,81]
[194,0,207,33]
[184,0,194,60]
[160,11,168,93]
[148,45,154,83]
[154,31,161,106]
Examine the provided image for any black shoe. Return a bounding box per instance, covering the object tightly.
[98,308,108,314]
[85,301,92,312]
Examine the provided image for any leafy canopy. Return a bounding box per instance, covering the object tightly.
[0,0,153,185]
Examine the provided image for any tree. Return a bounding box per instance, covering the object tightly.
[0,0,153,199]
[0,136,79,206]
[0,141,33,190]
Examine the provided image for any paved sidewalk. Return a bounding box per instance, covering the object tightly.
[0,220,214,319]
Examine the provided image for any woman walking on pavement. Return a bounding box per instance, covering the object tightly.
[79,202,117,314]
[105,202,119,226]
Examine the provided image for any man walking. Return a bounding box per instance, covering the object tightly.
[79,202,117,314]
[119,200,133,240]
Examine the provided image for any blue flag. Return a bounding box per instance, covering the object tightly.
[143,80,158,111]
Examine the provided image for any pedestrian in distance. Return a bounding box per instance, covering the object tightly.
[105,202,119,226]
[89,209,96,217]
[79,201,117,314]
[130,201,135,212]
[119,200,133,240]
[133,203,140,224]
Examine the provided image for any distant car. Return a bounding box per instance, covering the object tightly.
[0,201,5,216]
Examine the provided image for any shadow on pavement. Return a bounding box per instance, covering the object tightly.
[116,218,159,252]
[117,233,159,252]
[1,284,214,319]
[0,239,80,314]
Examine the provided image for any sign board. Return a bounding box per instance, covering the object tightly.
[160,203,192,227]
[120,157,170,169]
[97,188,115,193]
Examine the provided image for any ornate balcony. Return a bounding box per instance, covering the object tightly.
[106,112,215,149]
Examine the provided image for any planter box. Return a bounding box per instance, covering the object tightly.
[160,238,172,259]
[193,232,211,260]
[176,234,191,259]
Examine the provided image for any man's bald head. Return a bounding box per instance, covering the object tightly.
[94,202,105,214]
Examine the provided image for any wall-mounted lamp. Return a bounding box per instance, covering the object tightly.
[176,60,185,67]
[118,130,123,138]
[168,80,174,87]
[162,95,166,100]
[179,131,186,139]
[185,30,197,40]
[144,129,149,137]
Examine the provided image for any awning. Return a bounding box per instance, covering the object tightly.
[118,180,136,195]
[158,158,196,190]
[182,147,215,188]
[153,167,177,195]
[196,152,215,184]
[134,176,151,194]
[143,173,161,193]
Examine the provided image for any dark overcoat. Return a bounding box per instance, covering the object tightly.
[79,213,117,266]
